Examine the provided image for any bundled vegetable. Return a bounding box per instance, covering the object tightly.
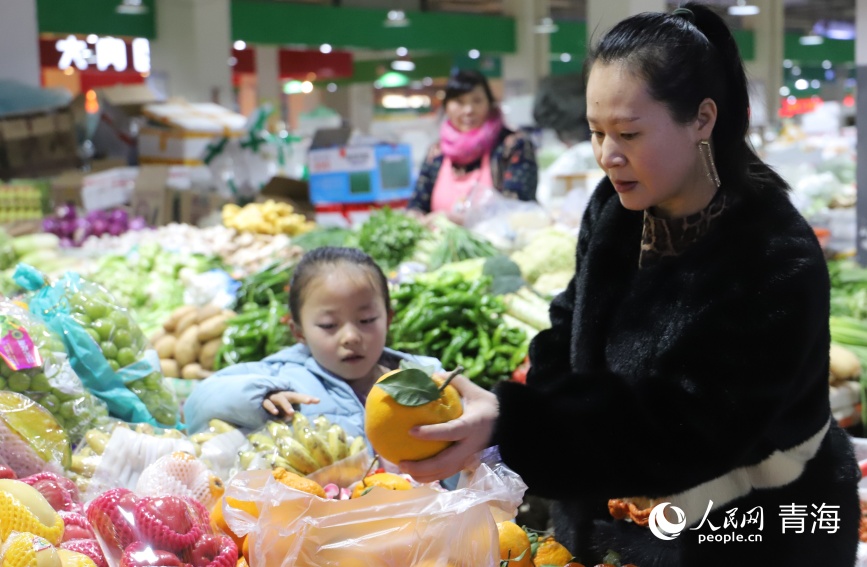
[412,216,498,270]
[14,264,181,428]
[0,301,108,443]
[389,273,528,389]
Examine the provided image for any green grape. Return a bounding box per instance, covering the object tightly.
[151,407,178,426]
[29,372,51,392]
[112,329,132,350]
[54,389,79,403]
[72,313,92,327]
[40,393,59,411]
[116,348,137,368]
[85,328,100,344]
[59,399,78,420]
[84,300,108,321]
[92,320,115,342]
[107,359,121,372]
[143,371,162,390]
[67,293,88,313]
[7,371,30,392]
[109,310,131,331]
[46,340,65,354]
[0,376,7,390]
[0,364,11,379]
[100,342,118,360]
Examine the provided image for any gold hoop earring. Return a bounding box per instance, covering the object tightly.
[698,140,721,188]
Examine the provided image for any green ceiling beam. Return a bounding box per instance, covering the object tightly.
[37,0,156,39]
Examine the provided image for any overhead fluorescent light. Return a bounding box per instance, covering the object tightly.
[116,0,149,15]
[728,1,759,16]
[391,60,416,72]
[534,17,559,34]
[384,10,410,28]
[799,34,824,45]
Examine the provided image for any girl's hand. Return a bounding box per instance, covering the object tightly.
[263,391,320,419]
[397,375,498,483]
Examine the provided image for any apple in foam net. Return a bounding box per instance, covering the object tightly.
[133,495,203,553]
[21,471,81,513]
[119,542,188,567]
[188,533,238,567]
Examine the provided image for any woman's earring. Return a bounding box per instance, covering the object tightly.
[698,140,721,188]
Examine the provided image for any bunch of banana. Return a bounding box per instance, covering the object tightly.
[68,422,186,494]
[187,418,241,457]
[237,414,366,476]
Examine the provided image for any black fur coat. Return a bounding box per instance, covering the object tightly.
[493,179,860,566]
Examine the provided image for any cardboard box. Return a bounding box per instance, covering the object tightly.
[48,158,128,209]
[306,144,414,205]
[80,84,163,160]
[177,189,228,226]
[0,105,80,180]
[138,101,248,166]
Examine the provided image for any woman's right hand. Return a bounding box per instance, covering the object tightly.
[263,391,320,419]
[397,375,499,483]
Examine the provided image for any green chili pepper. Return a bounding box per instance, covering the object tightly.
[441,331,472,369]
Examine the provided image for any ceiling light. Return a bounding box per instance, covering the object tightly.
[391,60,415,72]
[468,49,480,59]
[534,17,559,34]
[384,10,410,28]
[320,43,332,54]
[728,1,759,16]
[116,0,148,15]
[233,40,246,51]
[799,34,824,46]
[396,47,408,57]
[377,71,410,88]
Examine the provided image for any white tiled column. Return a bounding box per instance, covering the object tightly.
[149,0,233,106]
[0,0,40,87]
[501,0,550,100]
[743,0,784,130]
[855,0,867,263]
[586,0,666,46]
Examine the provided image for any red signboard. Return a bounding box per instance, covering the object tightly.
[279,49,352,80]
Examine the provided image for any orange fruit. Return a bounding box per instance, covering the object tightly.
[497,521,533,567]
[533,538,574,567]
[211,496,258,551]
[272,467,327,498]
[242,534,250,563]
[351,472,412,498]
[364,369,462,463]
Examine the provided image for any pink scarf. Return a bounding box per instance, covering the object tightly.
[439,109,504,166]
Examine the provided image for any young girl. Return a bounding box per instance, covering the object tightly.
[183,246,442,441]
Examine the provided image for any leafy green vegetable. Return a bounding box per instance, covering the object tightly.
[290,226,355,251]
[483,255,525,295]
[356,207,428,272]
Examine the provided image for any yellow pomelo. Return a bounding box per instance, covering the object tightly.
[364,369,462,464]
[350,472,412,499]
[497,522,533,567]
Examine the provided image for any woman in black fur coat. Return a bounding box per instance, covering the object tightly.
[400,3,861,566]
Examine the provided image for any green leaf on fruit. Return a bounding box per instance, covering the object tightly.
[398,359,438,375]
[376,368,438,407]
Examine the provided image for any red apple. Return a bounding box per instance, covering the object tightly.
[60,538,108,567]
[21,471,81,512]
[59,510,95,542]
[119,542,190,567]
[188,533,238,567]
[0,464,16,479]
[86,487,139,553]
[133,495,202,553]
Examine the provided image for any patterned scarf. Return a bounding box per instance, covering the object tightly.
[439,109,504,166]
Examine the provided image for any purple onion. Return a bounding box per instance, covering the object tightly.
[90,218,108,236]
[108,223,125,237]
[59,219,77,238]
[59,237,74,248]
[42,217,60,235]
[109,208,129,226]
[129,216,148,231]
[56,204,77,220]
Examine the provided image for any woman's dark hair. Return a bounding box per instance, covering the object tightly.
[584,2,787,192]
[288,246,390,324]
[444,69,496,107]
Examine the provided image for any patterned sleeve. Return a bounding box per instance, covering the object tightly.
[499,131,538,202]
[407,144,443,213]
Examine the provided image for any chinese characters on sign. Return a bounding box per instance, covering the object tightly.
[55,35,150,73]
[779,503,841,534]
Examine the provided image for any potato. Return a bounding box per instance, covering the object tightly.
[830,343,861,382]
[160,358,180,378]
[149,328,166,345]
[197,315,228,343]
[199,338,222,371]
[174,310,199,337]
[175,324,201,368]
[153,335,177,359]
[195,304,223,324]
[181,363,205,380]
[163,305,197,333]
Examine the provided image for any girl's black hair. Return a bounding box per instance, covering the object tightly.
[444,69,496,107]
[288,246,390,324]
[584,2,788,193]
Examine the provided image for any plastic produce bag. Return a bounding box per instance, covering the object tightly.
[223,455,528,566]
[14,264,182,428]
[0,390,70,476]
[0,300,108,443]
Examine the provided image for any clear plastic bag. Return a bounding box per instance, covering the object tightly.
[0,390,70,477]
[14,264,181,428]
[224,456,528,566]
[462,187,553,253]
[0,300,109,444]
